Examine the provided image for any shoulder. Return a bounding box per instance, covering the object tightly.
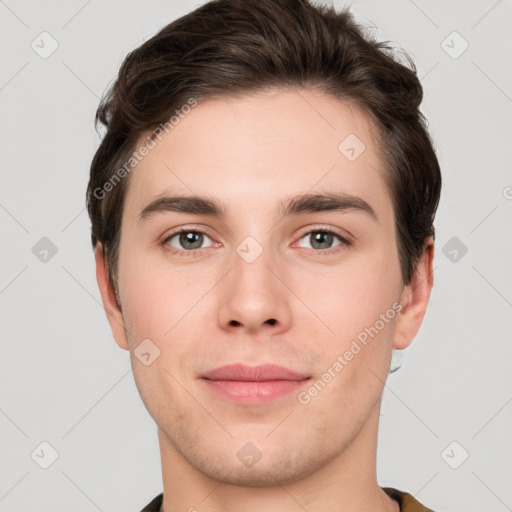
[139,492,163,512]
[382,486,436,512]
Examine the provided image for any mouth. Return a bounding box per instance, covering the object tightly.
[199,364,312,404]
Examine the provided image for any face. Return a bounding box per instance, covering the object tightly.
[96,88,432,486]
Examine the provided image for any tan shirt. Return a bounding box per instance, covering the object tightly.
[139,487,436,511]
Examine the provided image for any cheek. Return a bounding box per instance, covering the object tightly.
[118,252,174,344]
[306,248,401,341]
[119,250,216,352]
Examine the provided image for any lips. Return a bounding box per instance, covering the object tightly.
[199,364,311,404]
[200,363,310,382]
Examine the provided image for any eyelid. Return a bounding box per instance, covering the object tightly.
[161,224,353,255]
[162,224,215,240]
[161,225,219,249]
[161,225,351,242]
[293,224,353,245]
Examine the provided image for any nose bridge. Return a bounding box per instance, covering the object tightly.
[232,233,279,307]
[217,231,292,332]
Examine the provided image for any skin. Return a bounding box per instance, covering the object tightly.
[95,88,434,512]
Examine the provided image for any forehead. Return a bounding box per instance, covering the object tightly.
[123,88,391,222]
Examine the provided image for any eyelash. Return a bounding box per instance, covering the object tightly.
[161,227,352,257]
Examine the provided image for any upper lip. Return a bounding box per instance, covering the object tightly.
[200,364,310,381]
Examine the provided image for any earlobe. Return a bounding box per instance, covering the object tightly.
[393,237,435,350]
[94,244,129,351]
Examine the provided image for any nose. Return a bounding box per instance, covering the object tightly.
[217,243,292,335]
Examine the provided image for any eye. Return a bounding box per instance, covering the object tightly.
[296,228,351,252]
[164,229,215,253]
[161,227,351,257]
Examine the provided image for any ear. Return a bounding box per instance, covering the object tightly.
[394,237,435,350]
[95,244,129,351]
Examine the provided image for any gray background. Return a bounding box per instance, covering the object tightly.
[1,0,511,511]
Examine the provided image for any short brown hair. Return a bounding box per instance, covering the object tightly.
[86,0,441,293]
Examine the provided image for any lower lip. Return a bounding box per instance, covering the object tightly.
[201,378,311,404]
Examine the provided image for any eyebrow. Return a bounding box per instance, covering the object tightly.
[138,191,378,223]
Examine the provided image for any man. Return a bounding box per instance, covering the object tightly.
[87,0,441,510]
